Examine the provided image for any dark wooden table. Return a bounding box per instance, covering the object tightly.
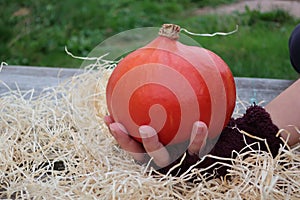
[0,65,295,105]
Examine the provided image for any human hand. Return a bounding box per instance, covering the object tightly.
[104,115,208,168]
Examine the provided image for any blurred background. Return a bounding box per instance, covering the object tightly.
[1,0,300,79]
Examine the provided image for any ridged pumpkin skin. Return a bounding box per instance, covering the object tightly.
[106,26,236,145]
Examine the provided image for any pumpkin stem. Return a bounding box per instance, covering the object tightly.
[158,24,181,40]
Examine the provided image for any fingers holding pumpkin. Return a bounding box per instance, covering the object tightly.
[139,125,171,168]
[107,121,146,162]
[104,116,208,168]
[104,117,172,167]
[139,122,208,168]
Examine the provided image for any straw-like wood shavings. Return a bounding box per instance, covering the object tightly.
[0,60,299,199]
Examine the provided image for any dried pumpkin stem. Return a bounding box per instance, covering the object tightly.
[158,24,181,40]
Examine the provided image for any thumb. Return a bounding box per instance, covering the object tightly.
[188,121,208,156]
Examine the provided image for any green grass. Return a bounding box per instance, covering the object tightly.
[0,0,299,79]
[183,9,299,79]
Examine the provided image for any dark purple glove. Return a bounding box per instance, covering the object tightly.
[157,105,284,178]
[289,23,300,73]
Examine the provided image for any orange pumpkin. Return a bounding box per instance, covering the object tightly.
[106,24,236,145]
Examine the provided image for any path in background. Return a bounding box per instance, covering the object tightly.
[196,0,300,18]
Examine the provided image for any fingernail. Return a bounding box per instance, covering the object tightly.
[194,121,205,128]
[139,125,156,138]
[194,121,207,132]
[109,123,117,135]
[109,123,128,135]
